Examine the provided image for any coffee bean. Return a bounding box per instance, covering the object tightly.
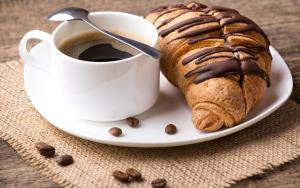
[126,168,142,181]
[56,155,74,166]
[165,124,177,135]
[151,178,167,188]
[126,117,139,128]
[112,170,130,182]
[109,127,122,137]
[35,142,55,157]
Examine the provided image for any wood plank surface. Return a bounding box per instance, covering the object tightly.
[0,0,299,187]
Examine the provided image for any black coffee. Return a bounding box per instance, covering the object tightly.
[78,43,132,62]
[58,31,144,62]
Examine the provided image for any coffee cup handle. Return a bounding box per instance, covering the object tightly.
[19,30,53,74]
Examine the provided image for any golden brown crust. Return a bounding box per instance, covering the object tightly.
[146,2,272,132]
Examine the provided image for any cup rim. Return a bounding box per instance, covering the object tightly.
[51,11,159,65]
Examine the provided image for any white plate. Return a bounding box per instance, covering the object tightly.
[24,42,293,147]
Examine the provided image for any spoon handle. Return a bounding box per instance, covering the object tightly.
[82,18,161,59]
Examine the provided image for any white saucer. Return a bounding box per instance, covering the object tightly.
[24,42,293,147]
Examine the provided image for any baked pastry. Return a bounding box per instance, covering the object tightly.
[146,2,272,131]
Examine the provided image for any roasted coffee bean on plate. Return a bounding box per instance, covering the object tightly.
[165,124,177,135]
[35,142,55,157]
[109,127,123,137]
[126,117,139,128]
[151,178,167,188]
[126,168,142,181]
[56,155,74,166]
[112,170,131,182]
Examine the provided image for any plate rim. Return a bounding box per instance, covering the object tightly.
[24,43,293,147]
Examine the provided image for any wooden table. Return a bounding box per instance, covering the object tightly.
[0,0,299,187]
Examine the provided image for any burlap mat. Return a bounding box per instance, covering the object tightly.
[0,60,299,188]
[1,0,300,187]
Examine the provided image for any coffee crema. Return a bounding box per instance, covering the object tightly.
[58,31,148,62]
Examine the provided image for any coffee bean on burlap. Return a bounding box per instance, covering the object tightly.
[35,142,55,157]
[151,178,167,188]
[126,168,142,180]
[112,170,131,182]
[56,155,74,166]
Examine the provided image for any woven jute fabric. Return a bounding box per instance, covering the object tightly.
[0,0,300,187]
[1,60,300,187]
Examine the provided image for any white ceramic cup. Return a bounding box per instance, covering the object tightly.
[19,12,160,121]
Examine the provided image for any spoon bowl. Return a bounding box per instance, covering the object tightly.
[47,7,89,21]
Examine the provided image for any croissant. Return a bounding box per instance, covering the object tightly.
[146,2,272,131]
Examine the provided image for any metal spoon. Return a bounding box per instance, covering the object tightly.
[47,7,161,59]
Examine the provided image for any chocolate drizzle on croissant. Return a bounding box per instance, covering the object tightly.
[182,46,271,86]
[151,2,271,87]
